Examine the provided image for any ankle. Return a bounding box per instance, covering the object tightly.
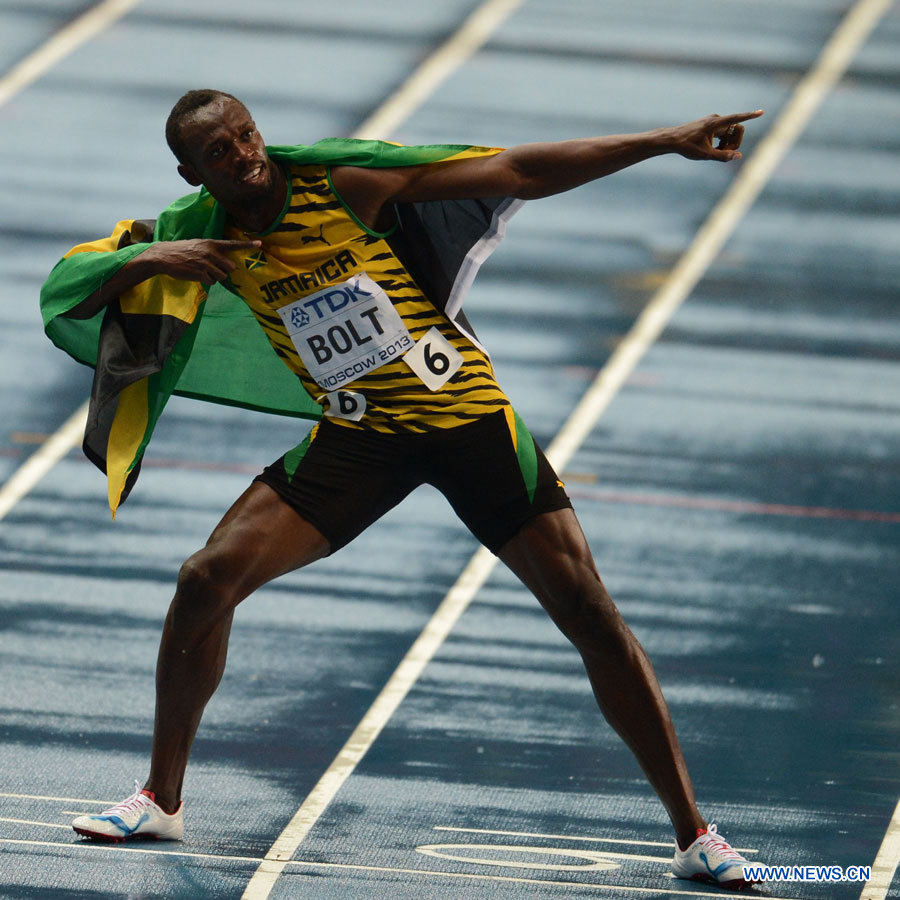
[142,785,179,815]
[676,821,708,851]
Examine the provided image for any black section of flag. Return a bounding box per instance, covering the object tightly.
[387,197,509,340]
[81,219,188,505]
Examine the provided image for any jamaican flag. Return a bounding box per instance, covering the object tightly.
[40,139,522,516]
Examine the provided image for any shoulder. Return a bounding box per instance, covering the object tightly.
[285,162,328,184]
[328,166,407,233]
[329,164,399,194]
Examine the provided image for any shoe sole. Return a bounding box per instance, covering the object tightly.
[73,826,177,843]
[686,873,761,892]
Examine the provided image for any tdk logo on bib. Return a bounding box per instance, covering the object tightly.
[300,278,374,320]
[278,273,413,390]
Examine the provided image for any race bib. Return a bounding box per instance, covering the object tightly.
[324,389,366,421]
[403,326,464,391]
[277,273,412,390]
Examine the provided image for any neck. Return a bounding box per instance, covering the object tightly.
[225,160,287,233]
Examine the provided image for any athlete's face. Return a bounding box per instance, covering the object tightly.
[177,97,276,206]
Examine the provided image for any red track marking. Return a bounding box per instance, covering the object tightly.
[0,445,262,475]
[566,487,900,523]
[139,458,262,475]
[6,442,895,523]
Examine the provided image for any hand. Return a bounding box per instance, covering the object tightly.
[669,110,764,162]
[140,238,262,283]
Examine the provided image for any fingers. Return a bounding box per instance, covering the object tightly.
[215,239,263,250]
[709,149,742,163]
[707,110,762,162]
[151,238,261,283]
[202,263,232,283]
[212,263,234,281]
[716,122,745,151]
[198,239,262,282]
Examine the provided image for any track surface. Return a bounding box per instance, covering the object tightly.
[1,1,899,897]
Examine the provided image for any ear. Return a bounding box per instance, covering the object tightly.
[178,162,203,186]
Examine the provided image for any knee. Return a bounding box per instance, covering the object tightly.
[558,563,635,659]
[172,551,236,630]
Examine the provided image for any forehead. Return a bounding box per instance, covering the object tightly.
[182,97,254,150]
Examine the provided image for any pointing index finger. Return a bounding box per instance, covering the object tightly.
[720,109,765,126]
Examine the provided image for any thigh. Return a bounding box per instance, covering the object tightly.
[498,507,624,646]
[254,419,420,553]
[198,480,332,602]
[427,409,572,553]
[498,506,600,606]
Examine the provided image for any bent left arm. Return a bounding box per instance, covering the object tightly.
[332,109,763,230]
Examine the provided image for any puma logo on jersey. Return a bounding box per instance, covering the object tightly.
[300,224,329,246]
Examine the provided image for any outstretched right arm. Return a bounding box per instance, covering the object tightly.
[63,238,261,319]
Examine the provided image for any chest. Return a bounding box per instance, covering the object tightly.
[229,172,371,305]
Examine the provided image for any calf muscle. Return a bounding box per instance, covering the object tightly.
[145,482,330,809]
[500,509,704,846]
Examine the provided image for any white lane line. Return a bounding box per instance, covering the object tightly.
[0,817,70,830]
[0,0,142,108]
[543,0,896,471]
[352,0,523,140]
[242,1,888,896]
[1,837,261,865]
[0,838,795,898]
[0,402,88,522]
[860,796,900,900]
[432,824,757,854]
[0,790,110,805]
[417,841,670,866]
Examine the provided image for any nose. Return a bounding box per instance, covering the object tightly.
[234,140,254,165]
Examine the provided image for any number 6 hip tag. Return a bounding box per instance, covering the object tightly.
[403,326,464,391]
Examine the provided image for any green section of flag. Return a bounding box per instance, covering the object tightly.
[174,283,318,418]
[40,243,149,367]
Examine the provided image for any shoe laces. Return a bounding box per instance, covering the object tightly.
[699,824,744,860]
[103,780,153,816]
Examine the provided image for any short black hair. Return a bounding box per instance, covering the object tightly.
[165,89,244,164]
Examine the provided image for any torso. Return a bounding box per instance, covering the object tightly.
[226,163,509,433]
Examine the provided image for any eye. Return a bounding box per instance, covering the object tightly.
[242,129,255,140]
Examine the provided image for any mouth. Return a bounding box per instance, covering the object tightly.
[239,162,268,185]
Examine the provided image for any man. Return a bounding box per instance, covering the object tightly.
[47,90,764,889]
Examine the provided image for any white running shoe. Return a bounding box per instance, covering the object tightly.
[72,781,183,842]
[672,824,760,890]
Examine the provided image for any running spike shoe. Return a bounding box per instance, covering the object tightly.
[672,823,761,890]
[72,781,183,842]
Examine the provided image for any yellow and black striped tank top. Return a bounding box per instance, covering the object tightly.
[226,164,509,434]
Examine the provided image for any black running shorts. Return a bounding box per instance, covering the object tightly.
[254,408,571,554]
